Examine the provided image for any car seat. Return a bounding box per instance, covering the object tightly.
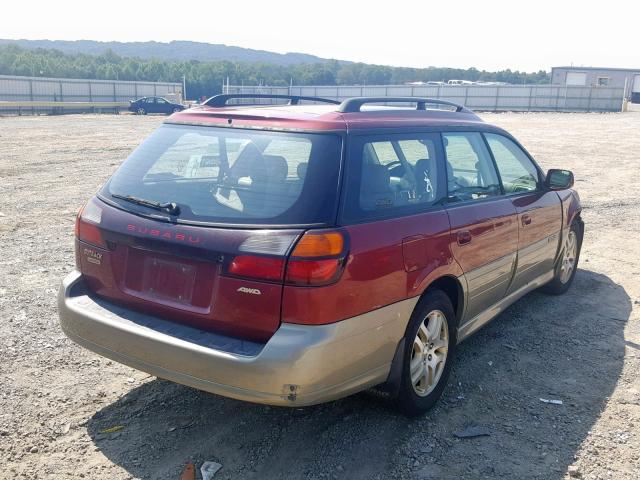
[359,164,393,210]
[255,154,289,214]
[414,158,437,201]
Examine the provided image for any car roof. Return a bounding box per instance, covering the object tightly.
[167,96,488,133]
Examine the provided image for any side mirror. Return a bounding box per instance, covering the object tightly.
[545,169,574,190]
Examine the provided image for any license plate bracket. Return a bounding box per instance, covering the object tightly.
[141,257,196,305]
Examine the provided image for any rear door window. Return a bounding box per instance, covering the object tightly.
[370,142,399,166]
[343,132,443,222]
[442,132,501,202]
[104,124,342,226]
[397,140,435,167]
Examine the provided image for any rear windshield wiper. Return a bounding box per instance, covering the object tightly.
[111,193,181,216]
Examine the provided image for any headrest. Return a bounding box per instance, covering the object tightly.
[234,143,264,179]
[262,155,288,181]
[415,158,434,174]
[297,162,308,180]
[446,160,456,181]
[361,164,390,193]
[247,157,267,181]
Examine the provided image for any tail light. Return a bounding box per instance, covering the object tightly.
[285,231,347,286]
[227,255,285,282]
[75,200,105,248]
[224,230,348,286]
[285,257,343,285]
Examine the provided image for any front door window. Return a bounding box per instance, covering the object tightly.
[484,133,539,194]
[442,132,501,202]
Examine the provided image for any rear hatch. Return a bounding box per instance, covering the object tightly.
[75,123,343,342]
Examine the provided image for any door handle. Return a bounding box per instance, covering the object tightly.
[457,230,472,245]
[521,214,532,226]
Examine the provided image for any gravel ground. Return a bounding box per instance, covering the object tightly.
[0,112,639,480]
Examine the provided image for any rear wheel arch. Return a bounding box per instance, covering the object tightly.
[422,275,464,323]
[388,277,465,413]
[383,279,462,398]
[394,288,458,415]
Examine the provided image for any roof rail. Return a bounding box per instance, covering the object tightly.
[205,93,341,107]
[338,97,473,114]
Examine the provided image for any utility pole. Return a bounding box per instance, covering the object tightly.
[182,74,187,102]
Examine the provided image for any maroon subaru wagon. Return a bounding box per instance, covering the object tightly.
[59,95,583,415]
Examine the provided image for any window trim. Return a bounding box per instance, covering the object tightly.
[338,131,448,225]
[481,132,544,197]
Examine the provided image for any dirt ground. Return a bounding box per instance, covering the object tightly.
[0,111,639,480]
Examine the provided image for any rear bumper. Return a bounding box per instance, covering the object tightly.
[58,271,416,406]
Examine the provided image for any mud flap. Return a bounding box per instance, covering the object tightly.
[381,337,406,396]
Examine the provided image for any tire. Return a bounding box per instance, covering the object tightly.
[171,107,181,114]
[540,219,582,295]
[136,107,146,115]
[396,290,457,416]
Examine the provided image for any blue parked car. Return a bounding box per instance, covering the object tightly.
[128,96,185,115]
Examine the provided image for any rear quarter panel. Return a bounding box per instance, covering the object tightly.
[281,210,461,325]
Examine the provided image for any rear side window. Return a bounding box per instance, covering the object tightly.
[484,133,540,193]
[103,124,342,226]
[343,133,442,222]
[443,132,501,202]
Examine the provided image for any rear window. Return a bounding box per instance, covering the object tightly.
[102,124,342,226]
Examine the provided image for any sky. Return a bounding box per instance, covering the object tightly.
[3,0,637,72]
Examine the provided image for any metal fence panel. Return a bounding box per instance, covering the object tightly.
[90,82,115,101]
[116,83,138,99]
[32,80,58,99]
[0,75,182,114]
[226,84,624,112]
[61,81,90,100]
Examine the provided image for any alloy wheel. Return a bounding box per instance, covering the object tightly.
[410,310,449,397]
[559,231,577,284]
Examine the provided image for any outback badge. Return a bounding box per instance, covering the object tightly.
[83,248,102,265]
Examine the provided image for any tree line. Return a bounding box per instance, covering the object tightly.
[0,45,551,100]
